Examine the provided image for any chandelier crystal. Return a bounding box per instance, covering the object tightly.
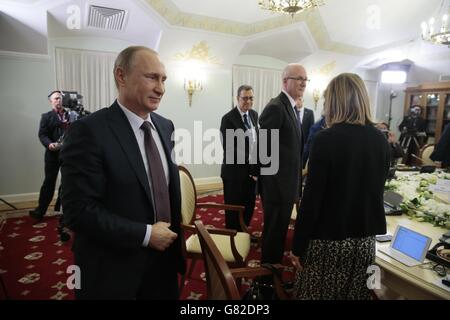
[258,0,324,17]
[421,1,450,46]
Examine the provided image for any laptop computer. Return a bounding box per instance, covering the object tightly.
[378,225,432,267]
[384,191,404,215]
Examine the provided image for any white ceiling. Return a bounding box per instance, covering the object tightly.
[171,0,445,49]
[320,0,443,49]
[241,25,315,62]
[171,0,281,23]
[0,0,449,75]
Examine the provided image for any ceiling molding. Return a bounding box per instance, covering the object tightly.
[144,0,410,57]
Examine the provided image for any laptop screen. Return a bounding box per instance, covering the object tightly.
[392,226,430,261]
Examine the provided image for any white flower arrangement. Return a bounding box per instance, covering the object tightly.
[385,172,450,229]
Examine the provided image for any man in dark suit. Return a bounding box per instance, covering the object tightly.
[259,64,306,264]
[295,97,314,168]
[220,85,259,231]
[398,105,427,165]
[29,91,68,221]
[431,123,450,167]
[295,96,315,145]
[60,46,185,299]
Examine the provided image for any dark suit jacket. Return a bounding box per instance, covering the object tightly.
[220,107,259,179]
[259,92,302,204]
[292,123,390,258]
[38,110,66,162]
[60,101,185,299]
[301,107,315,144]
[431,123,450,166]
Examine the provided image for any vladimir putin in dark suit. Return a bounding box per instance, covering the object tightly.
[60,46,185,299]
[259,64,307,264]
[220,85,259,230]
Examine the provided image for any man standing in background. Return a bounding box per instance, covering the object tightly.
[295,96,315,168]
[259,64,306,264]
[29,91,67,222]
[220,85,259,231]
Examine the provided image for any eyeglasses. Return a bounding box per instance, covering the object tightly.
[239,96,254,101]
[286,76,310,83]
[421,262,448,277]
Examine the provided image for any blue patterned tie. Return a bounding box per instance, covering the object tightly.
[243,114,251,130]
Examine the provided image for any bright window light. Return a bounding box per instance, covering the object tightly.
[381,70,407,84]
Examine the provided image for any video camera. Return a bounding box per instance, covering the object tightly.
[60,91,90,121]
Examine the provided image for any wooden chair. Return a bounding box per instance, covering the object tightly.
[419,144,435,166]
[194,220,287,300]
[178,166,252,290]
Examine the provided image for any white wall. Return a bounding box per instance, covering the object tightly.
[2,24,445,200]
[0,53,53,198]
[0,37,138,200]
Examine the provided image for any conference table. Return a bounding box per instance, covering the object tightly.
[375,215,450,300]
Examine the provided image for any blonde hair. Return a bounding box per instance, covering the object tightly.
[113,46,157,88]
[324,73,373,127]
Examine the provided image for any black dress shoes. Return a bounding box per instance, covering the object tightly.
[29,210,44,222]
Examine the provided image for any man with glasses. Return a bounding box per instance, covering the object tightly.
[220,85,259,231]
[259,64,307,265]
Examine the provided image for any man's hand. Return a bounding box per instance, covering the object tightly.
[290,252,303,271]
[387,131,397,144]
[148,222,177,251]
[48,143,58,151]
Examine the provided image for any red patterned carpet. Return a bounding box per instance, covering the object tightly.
[0,195,295,300]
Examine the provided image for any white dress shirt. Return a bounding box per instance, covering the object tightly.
[237,107,257,163]
[282,89,298,114]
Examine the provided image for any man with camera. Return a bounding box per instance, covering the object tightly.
[29,90,68,221]
[398,105,427,165]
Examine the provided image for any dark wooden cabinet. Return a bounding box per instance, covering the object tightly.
[404,81,450,143]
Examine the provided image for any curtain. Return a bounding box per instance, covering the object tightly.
[55,47,117,112]
[232,65,283,114]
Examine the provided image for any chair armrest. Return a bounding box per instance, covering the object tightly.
[202,226,238,237]
[230,264,284,278]
[183,222,238,237]
[196,203,249,234]
[230,267,272,278]
[230,264,289,300]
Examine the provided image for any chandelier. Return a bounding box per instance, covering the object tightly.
[421,1,450,46]
[258,0,324,17]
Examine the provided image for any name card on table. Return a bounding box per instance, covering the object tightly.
[436,179,450,188]
[429,184,450,194]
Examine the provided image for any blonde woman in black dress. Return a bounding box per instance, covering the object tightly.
[290,73,390,299]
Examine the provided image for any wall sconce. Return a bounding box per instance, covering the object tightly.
[184,78,202,106]
[312,88,321,109]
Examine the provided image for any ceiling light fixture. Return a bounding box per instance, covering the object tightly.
[258,0,325,18]
[421,0,450,46]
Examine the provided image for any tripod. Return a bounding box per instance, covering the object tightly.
[400,131,426,165]
[0,198,17,210]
